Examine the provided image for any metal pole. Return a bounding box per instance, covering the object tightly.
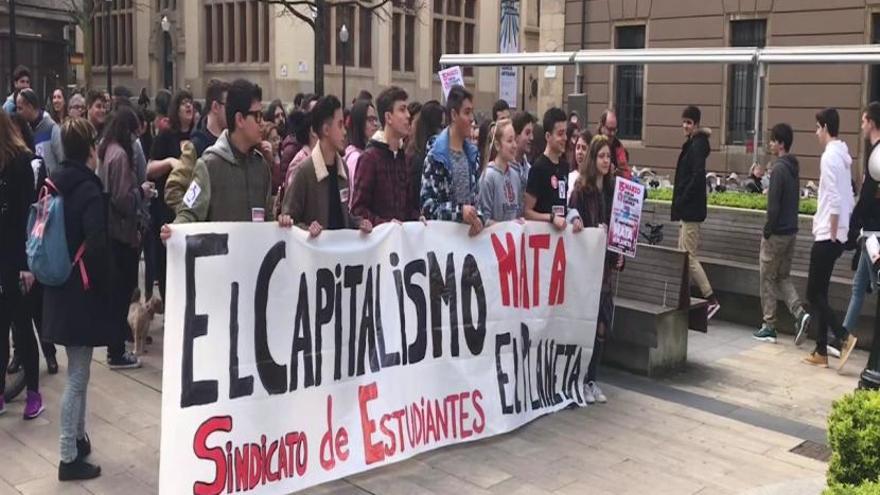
[752,62,764,165]
[342,45,346,106]
[105,0,112,93]
[9,0,17,92]
[574,63,583,96]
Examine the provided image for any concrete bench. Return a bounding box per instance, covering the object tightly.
[606,243,708,377]
[642,200,875,348]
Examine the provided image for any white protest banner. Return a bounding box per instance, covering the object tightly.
[499,0,520,108]
[608,178,645,258]
[160,221,605,494]
[439,66,465,100]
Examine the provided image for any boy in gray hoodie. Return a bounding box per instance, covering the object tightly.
[754,123,811,343]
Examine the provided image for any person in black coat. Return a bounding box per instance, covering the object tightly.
[672,105,720,319]
[42,117,111,481]
[0,109,42,419]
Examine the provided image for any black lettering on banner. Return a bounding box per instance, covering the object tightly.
[512,337,521,413]
[254,241,288,395]
[495,332,513,414]
[333,265,344,381]
[522,324,540,411]
[428,252,458,358]
[390,253,407,366]
[291,272,315,391]
[374,265,401,368]
[356,266,380,376]
[344,265,364,377]
[229,282,253,399]
[404,259,428,364]
[181,233,228,408]
[315,268,336,387]
[460,254,486,355]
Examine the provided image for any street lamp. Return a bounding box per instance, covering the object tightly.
[339,24,349,105]
[161,15,170,33]
[105,0,112,93]
[161,15,172,90]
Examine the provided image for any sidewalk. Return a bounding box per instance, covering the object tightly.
[0,318,865,495]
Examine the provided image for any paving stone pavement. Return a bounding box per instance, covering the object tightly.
[0,317,867,494]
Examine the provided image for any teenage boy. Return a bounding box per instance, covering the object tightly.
[803,107,858,370]
[191,79,230,156]
[85,90,108,135]
[753,123,811,343]
[3,65,31,113]
[15,88,64,175]
[511,111,535,190]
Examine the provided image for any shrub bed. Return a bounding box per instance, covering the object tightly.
[646,188,818,215]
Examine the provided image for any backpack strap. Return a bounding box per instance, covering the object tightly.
[72,243,90,291]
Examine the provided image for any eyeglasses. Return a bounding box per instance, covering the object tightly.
[367,116,379,124]
[244,110,263,122]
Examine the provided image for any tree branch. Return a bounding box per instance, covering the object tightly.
[262,0,316,28]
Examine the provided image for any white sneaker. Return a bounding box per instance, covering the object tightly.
[583,384,596,404]
[587,381,607,404]
[827,345,841,359]
[706,301,721,321]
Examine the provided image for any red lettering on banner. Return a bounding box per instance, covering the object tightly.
[193,416,232,495]
[549,239,567,305]
[359,382,385,465]
[492,233,568,308]
[528,234,550,307]
[472,390,486,434]
[491,233,519,307]
[320,395,350,471]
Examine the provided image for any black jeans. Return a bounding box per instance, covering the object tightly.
[807,241,848,355]
[108,240,139,360]
[0,276,39,392]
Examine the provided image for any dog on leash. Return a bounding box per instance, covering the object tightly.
[128,288,162,355]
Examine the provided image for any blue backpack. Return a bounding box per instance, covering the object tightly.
[26,179,89,288]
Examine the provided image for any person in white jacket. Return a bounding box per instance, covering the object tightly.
[803,108,859,370]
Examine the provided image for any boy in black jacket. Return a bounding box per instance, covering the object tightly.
[672,105,720,319]
[754,123,811,343]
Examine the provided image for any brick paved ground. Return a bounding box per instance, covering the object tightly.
[0,318,866,495]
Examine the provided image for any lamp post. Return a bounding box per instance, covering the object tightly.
[161,15,172,90]
[339,24,349,105]
[8,0,16,92]
[105,0,112,93]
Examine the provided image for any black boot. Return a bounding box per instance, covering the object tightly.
[7,354,21,374]
[58,459,101,481]
[76,434,91,461]
[46,355,58,375]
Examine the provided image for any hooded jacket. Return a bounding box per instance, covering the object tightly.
[190,117,221,157]
[31,111,64,175]
[672,128,711,223]
[174,130,274,223]
[764,154,800,238]
[814,139,855,242]
[97,142,144,248]
[0,150,36,284]
[849,140,880,240]
[421,127,482,222]
[478,162,523,222]
[350,130,420,224]
[282,143,362,230]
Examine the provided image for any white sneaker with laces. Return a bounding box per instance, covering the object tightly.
[583,384,596,404]
[588,381,607,404]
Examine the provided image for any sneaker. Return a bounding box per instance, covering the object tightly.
[802,352,829,368]
[587,381,607,404]
[0,397,5,416]
[58,459,101,481]
[108,351,141,370]
[753,325,778,343]
[7,354,21,374]
[795,313,812,347]
[46,355,59,375]
[827,345,841,359]
[583,383,596,405]
[706,301,721,321]
[76,434,92,461]
[23,391,44,420]
[837,335,859,371]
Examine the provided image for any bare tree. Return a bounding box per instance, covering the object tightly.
[258,0,422,97]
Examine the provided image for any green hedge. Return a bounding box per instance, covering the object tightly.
[646,188,818,215]
[825,481,880,495]
[827,391,880,487]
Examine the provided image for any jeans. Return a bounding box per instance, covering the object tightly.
[678,221,713,298]
[108,240,139,360]
[807,241,848,355]
[60,346,92,463]
[760,235,805,327]
[843,245,878,332]
[0,277,39,393]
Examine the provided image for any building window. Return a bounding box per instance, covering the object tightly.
[324,5,373,68]
[156,0,176,11]
[433,0,477,76]
[92,0,135,68]
[393,1,417,73]
[204,0,269,65]
[727,19,766,145]
[614,25,645,140]
[871,15,880,103]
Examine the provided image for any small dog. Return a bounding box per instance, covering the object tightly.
[128,288,162,356]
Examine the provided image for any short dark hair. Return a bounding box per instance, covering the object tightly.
[407,101,422,120]
[13,65,31,83]
[17,88,40,110]
[301,93,319,110]
[446,85,473,119]
[682,105,701,124]
[511,111,536,135]
[816,107,840,137]
[376,86,408,127]
[311,95,342,137]
[357,89,373,103]
[492,99,510,120]
[112,85,133,100]
[226,79,262,133]
[169,90,194,132]
[293,93,305,108]
[154,89,172,116]
[865,102,880,130]
[86,89,107,111]
[289,110,311,145]
[205,79,229,111]
[349,99,375,150]
[61,117,97,163]
[770,123,794,152]
[542,107,567,136]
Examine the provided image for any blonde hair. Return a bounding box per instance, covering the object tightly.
[485,118,513,170]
